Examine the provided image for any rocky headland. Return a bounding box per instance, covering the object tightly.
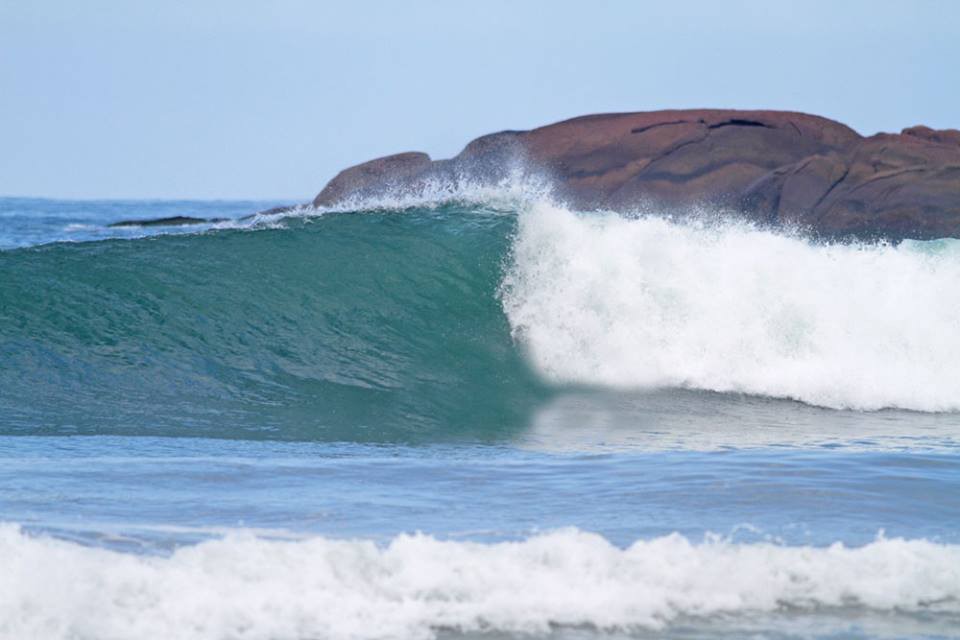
[315,109,960,240]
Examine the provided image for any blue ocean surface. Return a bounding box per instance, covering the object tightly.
[1,194,959,640]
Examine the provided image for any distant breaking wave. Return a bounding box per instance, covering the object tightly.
[2,524,957,640]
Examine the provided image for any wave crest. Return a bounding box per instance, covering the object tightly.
[501,203,960,411]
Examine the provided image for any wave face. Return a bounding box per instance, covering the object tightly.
[2,525,957,640]
[3,195,960,442]
[0,205,542,440]
[503,203,960,411]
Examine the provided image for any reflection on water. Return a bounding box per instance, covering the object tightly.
[523,388,960,452]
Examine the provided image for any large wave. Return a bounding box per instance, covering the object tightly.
[2,525,957,640]
[0,205,542,439]
[502,203,960,411]
[2,191,960,442]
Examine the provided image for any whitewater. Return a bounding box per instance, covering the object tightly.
[4,525,959,640]
[1,194,959,640]
[503,202,960,411]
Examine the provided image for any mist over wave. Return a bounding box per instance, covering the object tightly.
[502,202,960,411]
[2,524,957,640]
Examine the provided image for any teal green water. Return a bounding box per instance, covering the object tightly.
[0,206,544,441]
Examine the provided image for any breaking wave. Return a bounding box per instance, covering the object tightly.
[2,525,957,640]
[503,202,960,411]
[2,189,960,442]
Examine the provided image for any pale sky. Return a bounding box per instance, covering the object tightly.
[2,0,958,200]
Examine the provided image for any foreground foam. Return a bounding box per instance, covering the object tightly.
[1,525,957,640]
[502,203,960,411]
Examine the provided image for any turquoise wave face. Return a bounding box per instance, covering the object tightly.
[0,205,545,440]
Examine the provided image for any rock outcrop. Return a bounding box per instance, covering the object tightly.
[108,215,227,228]
[314,109,960,240]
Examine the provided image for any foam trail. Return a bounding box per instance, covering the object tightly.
[501,203,960,411]
[1,525,957,640]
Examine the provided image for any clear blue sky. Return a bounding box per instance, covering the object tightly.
[2,0,958,200]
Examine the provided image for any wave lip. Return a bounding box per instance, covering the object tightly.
[1,525,957,640]
[501,203,960,412]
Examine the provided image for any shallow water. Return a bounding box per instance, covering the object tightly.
[1,195,958,640]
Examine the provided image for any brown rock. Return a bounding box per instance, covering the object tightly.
[902,125,960,147]
[743,131,960,239]
[313,152,432,207]
[312,110,960,240]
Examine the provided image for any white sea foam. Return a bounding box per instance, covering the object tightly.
[501,203,960,411]
[308,166,554,216]
[207,169,552,236]
[1,525,957,640]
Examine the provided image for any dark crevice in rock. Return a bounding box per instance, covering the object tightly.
[571,130,710,180]
[640,133,711,169]
[707,119,774,130]
[565,154,649,180]
[811,166,851,214]
[845,166,929,196]
[638,160,766,186]
[790,156,817,176]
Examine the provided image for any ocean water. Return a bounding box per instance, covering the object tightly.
[1,193,959,640]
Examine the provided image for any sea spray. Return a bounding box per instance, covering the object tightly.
[502,202,960,411]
